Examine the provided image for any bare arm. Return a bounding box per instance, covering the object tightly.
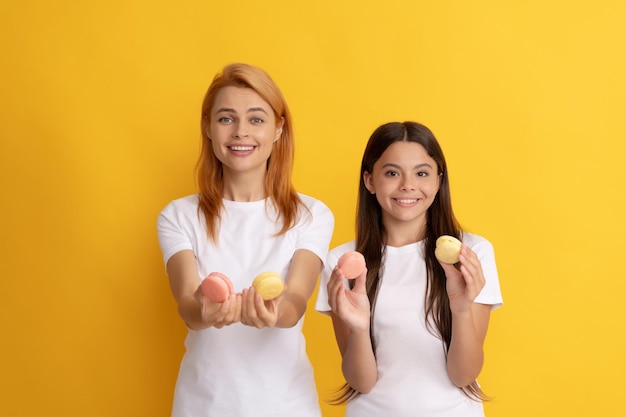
[442,244,491,387]
[447,302,491,386]
[166,250,241,330]
[328,268,378,393]
[276,248,324,327]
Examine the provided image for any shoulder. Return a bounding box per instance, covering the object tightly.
[460,231,493,250]
[297,193,334,224]
[462,232,503,307]
[460,231,499,274]
[328,240,356,262]
[159,194,199,218]
[298,193,332,213]
[330,240,357,255]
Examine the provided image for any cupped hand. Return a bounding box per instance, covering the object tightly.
[240,287,278,328]
[195,286,242,329]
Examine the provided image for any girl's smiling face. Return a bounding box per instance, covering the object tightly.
[363,140,441,235]
[209,86,283,178]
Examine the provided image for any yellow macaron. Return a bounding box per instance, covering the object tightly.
[252,272,285,300]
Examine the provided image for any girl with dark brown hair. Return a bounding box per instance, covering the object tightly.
[316,121,502,417]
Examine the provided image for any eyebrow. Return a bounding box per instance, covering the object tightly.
[381,162,434,170]
[214,107,269,115]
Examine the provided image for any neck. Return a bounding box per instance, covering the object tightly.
[222,170,266,202]
[382,217,427,247]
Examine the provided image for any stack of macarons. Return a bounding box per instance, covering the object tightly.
[200,271,285,302]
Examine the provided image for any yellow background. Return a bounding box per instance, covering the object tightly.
[1,1,625,416]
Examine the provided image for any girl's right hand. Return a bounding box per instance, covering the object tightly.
[327,265,370,332]
[194,286,242,329]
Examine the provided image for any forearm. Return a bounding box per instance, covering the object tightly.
[275,292,307,328]
[341,329,378,393]
[274,249,322,328]
[176,295,209,330]
[167,250,209,330]
[446,309,484,387]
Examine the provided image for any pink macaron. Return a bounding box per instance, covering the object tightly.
[200,272,234,303]
[337,251,366,279]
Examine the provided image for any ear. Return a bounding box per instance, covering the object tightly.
[274,116,285,142]
[363,171,375,194]
[202,116,211,139]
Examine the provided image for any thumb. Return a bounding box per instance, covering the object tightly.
[353,268,368,293]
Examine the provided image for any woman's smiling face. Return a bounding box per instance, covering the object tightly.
[208,86,283,178]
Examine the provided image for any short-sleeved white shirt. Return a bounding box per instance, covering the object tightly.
[158,193,334,417]
[316,232,503,417]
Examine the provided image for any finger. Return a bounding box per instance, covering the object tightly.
[458,248,485,285]
[459,263,485,293]
[328,273,344,296]
[232,294,243,323]
[245,287,262,326]
[222,294,240,324]
[240,288,252,325]
[328,275,345,311]
[257,298,277,328]
[327,289,336,311]
[440,261,461,279]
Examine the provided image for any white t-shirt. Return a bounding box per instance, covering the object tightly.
[158,193,334,417]
[316,233,503,417]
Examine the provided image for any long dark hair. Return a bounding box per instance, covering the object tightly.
[332,121,487,403]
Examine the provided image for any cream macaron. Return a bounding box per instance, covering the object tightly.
[435,235,463,264]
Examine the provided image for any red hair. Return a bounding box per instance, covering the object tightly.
[197,63,302,241]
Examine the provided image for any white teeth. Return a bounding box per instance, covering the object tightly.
[229,145,254,151]
[397,199,417,204]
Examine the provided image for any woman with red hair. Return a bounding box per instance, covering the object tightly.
[158,63,334,417]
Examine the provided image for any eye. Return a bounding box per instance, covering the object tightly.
[217,117,233,123]
[384,170,399,177]
[250,117,264,124]
[417,171,429,177]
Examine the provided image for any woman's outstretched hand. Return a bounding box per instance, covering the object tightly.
[194,286,242,329]
[240,286,279,329]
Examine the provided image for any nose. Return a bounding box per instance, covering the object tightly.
[400,179,416,192]
[232,122,249,139]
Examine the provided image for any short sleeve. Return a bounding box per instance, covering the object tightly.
[156,200,194,266]
[315,241,355,314]
[464,234,503,310]
[295,196,335,265]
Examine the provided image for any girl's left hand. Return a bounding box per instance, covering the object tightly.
[240,286,279,328]
[440,244,486,314]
